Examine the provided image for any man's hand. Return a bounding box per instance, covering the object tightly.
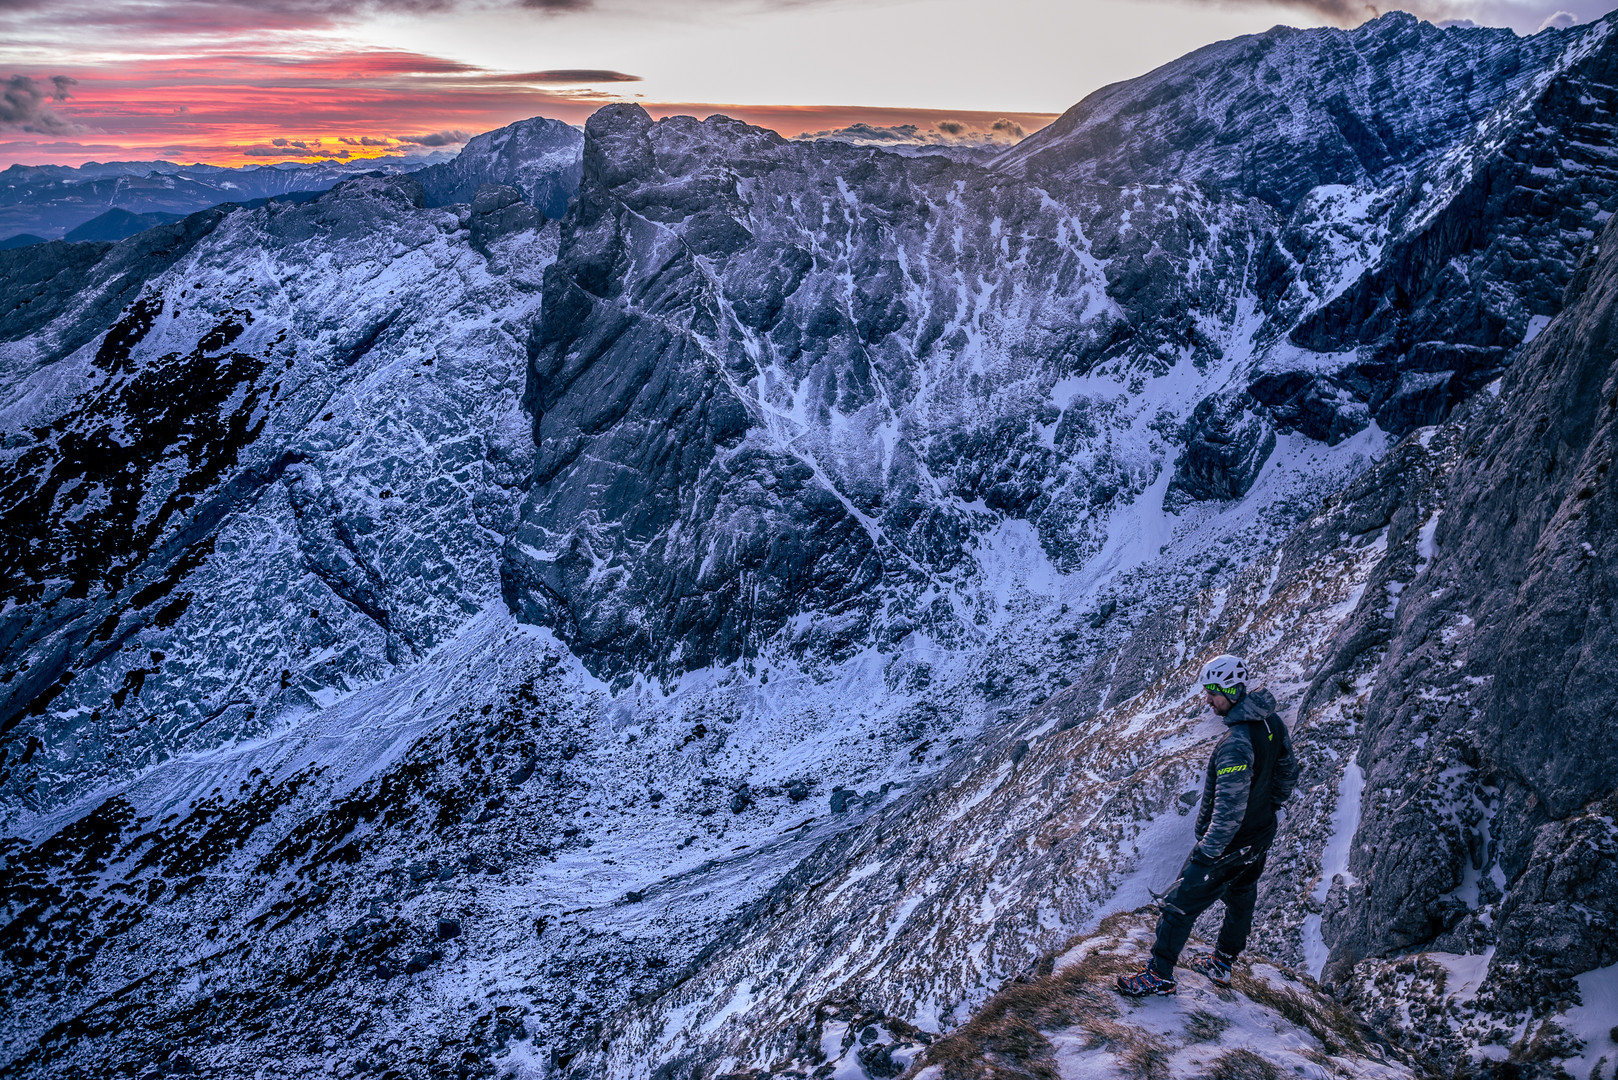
[1181,848,1215,890]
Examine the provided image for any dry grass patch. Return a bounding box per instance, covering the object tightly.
[1183,1009,1230,1043]
[914,911,1172,1080]
[1202,1047,1282,1079]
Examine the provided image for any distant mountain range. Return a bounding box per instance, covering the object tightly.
[0,153,459,243]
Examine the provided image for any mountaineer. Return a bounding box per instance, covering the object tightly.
[1117,654,1299,996]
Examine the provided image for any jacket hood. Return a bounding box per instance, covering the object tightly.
[1223,687,1276,726]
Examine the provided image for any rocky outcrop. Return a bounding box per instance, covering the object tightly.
[0,207,230,363]
[1003,13,1618,445]
[1289,17,1618,436]
[1164,392,1276,509]
[0,175,555,816]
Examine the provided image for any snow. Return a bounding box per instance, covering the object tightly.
[1427,948,1495,1005]
[1559,960,1618,1078]
[1304,760,1365,978]
[1070,789,1201,941]
[494,1036,549,1079]
[1415,512,1442,574]
[700,983,755,1035]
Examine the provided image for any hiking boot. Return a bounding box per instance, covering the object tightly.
[1116,964,1176,997]
[1187,950,1234,988]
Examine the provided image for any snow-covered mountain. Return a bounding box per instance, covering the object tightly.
[2,11,1616,1080]
[994,13,1575,211]
[412,117,584,219]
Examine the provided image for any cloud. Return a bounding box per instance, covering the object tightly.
[1539,9,1578,28]
[0,0,609,44]
[2,46,1059,168]
[510,69,641,82]
[935,119,967,135]
[241,142,347,158]
[992,118,1025,138]
[1,74,80,133]
[394,128,472,145]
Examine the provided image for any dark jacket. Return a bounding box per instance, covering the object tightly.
[1194,687,1298,860]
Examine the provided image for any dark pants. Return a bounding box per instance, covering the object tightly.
[1149,842,1270,977]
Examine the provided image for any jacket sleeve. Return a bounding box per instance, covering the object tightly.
[1195,758,1216,839]
[1270,717,1300,811]
[1196,725,1254,859]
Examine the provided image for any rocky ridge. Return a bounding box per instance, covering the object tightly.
[0,116,581,245]
[995,13,1574,212]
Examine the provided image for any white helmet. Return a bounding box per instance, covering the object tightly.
[1197,654,1246,696]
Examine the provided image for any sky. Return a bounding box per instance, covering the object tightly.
[1,0,1611,167]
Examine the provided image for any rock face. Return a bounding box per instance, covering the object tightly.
[1288,16,1618,435]
[503,103,1284,683]
[508,16,1618,688]
[1,173,555,815]
[1163,393,1275,510]
[1319,211,1618,1036]
[0,208,231,364]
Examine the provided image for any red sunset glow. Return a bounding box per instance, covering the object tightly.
[2,48,1056,167]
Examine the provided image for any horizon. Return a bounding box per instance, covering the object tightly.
[4,0,1613,169]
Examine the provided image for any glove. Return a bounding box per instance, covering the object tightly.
[1180,848,1215,888]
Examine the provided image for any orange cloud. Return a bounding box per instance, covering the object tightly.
[0,51,619,165]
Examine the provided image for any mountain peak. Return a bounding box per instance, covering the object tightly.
[993,12,1573,210]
